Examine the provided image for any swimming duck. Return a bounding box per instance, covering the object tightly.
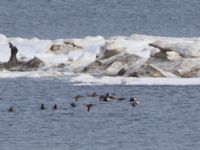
[88,92,97,97]
[8,107,15,112]
[130,97,140,107]
[99,93,112,101]
[74,95,84,101]
[85,104,95,112]
[53,104,57,110]
[131,101,140,107]
[40,104,46,110]
[108,93,117,100]
[130,97,138,102]
[70,102,77,108]
[99,95,111,101]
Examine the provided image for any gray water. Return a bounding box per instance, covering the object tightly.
[0,0,200,39]
[0,78,199,150]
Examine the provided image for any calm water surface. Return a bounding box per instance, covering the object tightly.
[0,0,200,38]
[0,78,199,150]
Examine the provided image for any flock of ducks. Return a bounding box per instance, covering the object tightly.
[8,92,140,112]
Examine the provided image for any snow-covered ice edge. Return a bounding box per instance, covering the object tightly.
[0,71,200,86]
[1,33,200,85]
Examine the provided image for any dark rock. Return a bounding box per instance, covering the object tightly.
[0,42,45,71]
[128,72,139,77]
[118,68,126,76]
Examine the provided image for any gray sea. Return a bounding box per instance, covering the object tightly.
[0,0,200,39]
[0,78,199,150]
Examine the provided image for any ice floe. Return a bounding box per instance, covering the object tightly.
[1,33,200,85]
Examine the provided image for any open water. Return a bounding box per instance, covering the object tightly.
[0,0,200,39]
[0,78,199,150]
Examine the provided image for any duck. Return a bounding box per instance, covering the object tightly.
[99,95,111,101]
[74,95,84,101]
[8,107,15,112]
[88,92,97,97]
[85,104,95,112]
[110,93,125,101]
[131,101,140,107]
[40,104,46,110]
[53,104,57,110]
[70,102,77,108]
[130,97,138,102]
[99,93,112,101]
[109,93,118,100]
[130,97,140,107]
